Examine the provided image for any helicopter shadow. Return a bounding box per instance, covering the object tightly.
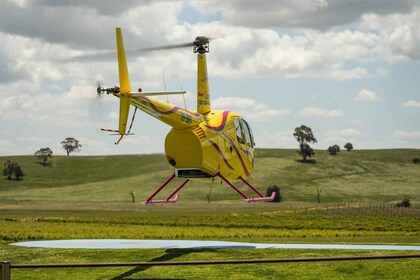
[295,159,317,164]
[110,248,215,280]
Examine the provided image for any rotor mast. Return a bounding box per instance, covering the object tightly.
[194,37,211,115]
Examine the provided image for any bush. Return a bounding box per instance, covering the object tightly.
[328,144,340,155]
[344,142,354,151]
[396,199,411,208]
[3,160,24,180]
[266,185,282,202]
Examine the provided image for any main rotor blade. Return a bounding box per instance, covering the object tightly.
[138,42,194,52]
[67,36,213,61]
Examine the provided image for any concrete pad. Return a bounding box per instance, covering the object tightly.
[10,240,420,251]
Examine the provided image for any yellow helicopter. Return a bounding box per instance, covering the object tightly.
[98,28,275,204]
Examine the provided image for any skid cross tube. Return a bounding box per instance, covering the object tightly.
[143,174,190,204]
[217,173,275,202]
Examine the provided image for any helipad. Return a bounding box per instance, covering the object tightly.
[11,240,420,251]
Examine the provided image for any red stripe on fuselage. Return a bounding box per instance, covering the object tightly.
[209,140,235,170]
[205,111,230,131]
[222,133,251,177]
[135,96,201,117]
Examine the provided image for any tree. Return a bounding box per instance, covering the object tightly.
[266,185,282,202]
[413,157,420,164]
[3,160,24,180]
[328,144,340,155]
[344,142,354,151]
[61,137,82,156]
[35,147,53,165]
[293,125,317,161]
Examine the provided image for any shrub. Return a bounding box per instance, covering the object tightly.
[266,185,282,202]
[328,144,340,155]
[344,142,354,151]
[3,160,24,180]
[396,199,411,208]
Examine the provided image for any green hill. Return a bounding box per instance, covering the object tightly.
[1,149,419,207]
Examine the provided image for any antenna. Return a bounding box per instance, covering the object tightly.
[163,75,169,103]
[181,85,187,109]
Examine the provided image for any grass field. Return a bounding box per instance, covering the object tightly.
[0,209,419,279]
[1,149,419,279]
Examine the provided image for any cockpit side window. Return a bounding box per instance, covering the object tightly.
[242,119,255,147]
[233,118,245,144]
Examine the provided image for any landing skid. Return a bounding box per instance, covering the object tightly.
[143,173,275,204]
[217,173,276,202]
[142,174,190,205]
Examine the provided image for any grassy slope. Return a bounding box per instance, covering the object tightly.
[1,149,419,206]
[253,149,420,204]
[1,149,420,279]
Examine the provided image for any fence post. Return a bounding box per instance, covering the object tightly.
[1,261,11,280]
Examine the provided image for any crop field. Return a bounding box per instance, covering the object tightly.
[0,149,419,279]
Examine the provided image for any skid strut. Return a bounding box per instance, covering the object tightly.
[143,174,190,205]
[217,173,276,202]
[143,173,274,204]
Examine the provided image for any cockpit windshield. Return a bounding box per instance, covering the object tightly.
[242,119,254,147]
[233,118,255,148]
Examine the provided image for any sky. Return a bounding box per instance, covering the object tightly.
[0,0,419,156]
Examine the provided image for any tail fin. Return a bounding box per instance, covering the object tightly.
[116,27,131,138]
[197,53,211,115]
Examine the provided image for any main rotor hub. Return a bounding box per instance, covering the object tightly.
[193,36,210,54]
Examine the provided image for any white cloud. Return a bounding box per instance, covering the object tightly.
[297,107,343,117]
[361,7,420,61]
[404,100,420,107]
[0,1,420,155]
[256,130,297,149]
[211,28,380,80]
[324,128,362,145]
[190,0,417,30]
[326,128,362,137]
[354,89,380,102]
[393,130,420,139]
[212,97,290,122]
